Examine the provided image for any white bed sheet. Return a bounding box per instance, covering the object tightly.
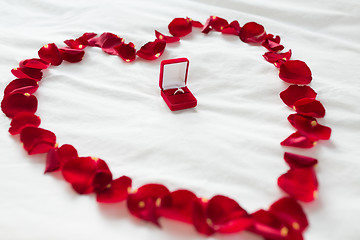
[0,0,359,239]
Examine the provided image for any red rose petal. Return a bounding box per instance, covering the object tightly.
[201,17,213,34]
[280,85,317,108]
[269,197,309,232]
[1,93,38,118]
[96,176,132,203]
[92,160,113,192]
[222,20,241,35]
[278,168,318,202]
[279,60,312,84]
[20,127,56,155]
[189,18,203,28]
[127,184,170,226]
[155,30,180,43]
[293,98,326,118]
[57,144,78,165]
[207,195,252,234]
[168,18,192,37]
[239,22,267,43]
[209,16,229,32]
[64,32,97,49]
[38,43,63,66]
[158,189,197,224]
[192,199,215,236]
[288,114,331,140]
[281,131,316,148]
[45,148,61,173]
[284,152,318,169]
[19,58,49,69]
[114,42,136,62]
[262,34,284,52]
[136,39,166,60]
[11,67,43,81]
[59,47,85,63]
[263,50,292,67]
[9,112,40,135]
[249,209,289,240]
[88,32,124,55]
[45,144,78,173]
[4,78,39,96]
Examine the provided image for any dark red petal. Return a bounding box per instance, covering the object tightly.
[64,32,97,49]
[279,60,312,84]
[158,189,197,223]
[284,152,318,169]
[45,147,61,173]
[96,176,132,203]
[239,22,267,43]
[62,156,99,194]
[20,127,56,155]
[288,114,331,140]
[136,39,166,60]
[209,16,229,32]
[88,32,124,55]
[222,20,241,35]
[57,144,78,165]
[19,58,49,69]
[263,50,292,67]
[280,85,317,108]
[201,17,213,34]
[114,42,136,62]
[92,160,113,192]
[281,131,316,148]
[293,98,326,118]
[9,112,40,135]
[189,18,203,28]
[250,209,288,240]
[278,168,318,202]
[4,78,39,96]
[207,195,251,233]
[192,199,215,236]
[38,43,63,66]
[1,93,38,118]
[155,30,180,43]
[11,67,43,81]
[269,197,309,232]
[59,48,85,63]
[262,35,284,52]
[168,18,192,37]
[127,184,170,226]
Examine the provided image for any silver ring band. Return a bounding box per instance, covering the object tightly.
[173,88,184,95]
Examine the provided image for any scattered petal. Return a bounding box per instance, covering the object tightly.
[293,99,326,118]
[279,60,312,84]
[20,126,56,155]
[278,168,318,202]
[1,93,38,118]
[288,114,331,140]
[97,176,132,203]
[168,18,192,37]
[45,144,78,173]
[155,30,180,43]
[281,131,316,148]
[262,34,284,52]
[19,58,49,69]
[136,39,166,60]
[158,189,198,223]
[284,152,318,169]
[9,112,40,135]
[222,20,241,35]
[239,22,267,43]
[269,197,309,233]
[88,32,124,55]
[11,67,43,81]
[59,47,85,63]
[263,50,292,67]
[280,85,317,108]
[209,16,229,32]
[201,17,213,34]
[64,32,97,49]
[92,159,113,193]
[127,184,170,226]
[188,18,203,28]
[4,78,39,96]
[45,147,61,173]
[114,42,136,62]
[38,43,63,66]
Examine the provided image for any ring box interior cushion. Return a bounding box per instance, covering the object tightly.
[159,58,197,111]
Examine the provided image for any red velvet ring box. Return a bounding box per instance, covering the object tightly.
[159,58,197,111]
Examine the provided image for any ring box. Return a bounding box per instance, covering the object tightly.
[159,58,197,111]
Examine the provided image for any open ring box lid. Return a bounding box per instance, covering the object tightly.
[159,58,197,111]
